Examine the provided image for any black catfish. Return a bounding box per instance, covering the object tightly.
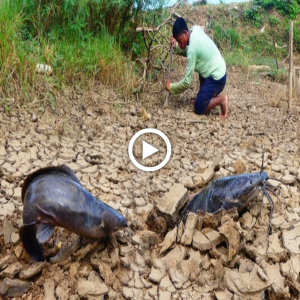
[180,151,285,232]
[19,165,128,262]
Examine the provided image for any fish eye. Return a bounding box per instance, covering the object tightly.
[250,180,253,185]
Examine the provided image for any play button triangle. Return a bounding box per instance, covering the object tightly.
[142,141,159,159]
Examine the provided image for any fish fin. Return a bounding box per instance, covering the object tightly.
[35,203,58,223]
[19,223,45,262]
[36,223,55,244]
[22,165,81,202]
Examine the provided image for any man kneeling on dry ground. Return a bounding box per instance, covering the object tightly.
[166,17,228,119]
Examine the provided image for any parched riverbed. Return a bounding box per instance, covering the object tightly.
[0,70,300,299]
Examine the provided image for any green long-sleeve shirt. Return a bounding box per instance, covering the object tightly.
[170,25,226,95]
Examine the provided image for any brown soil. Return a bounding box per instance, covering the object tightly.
[0,69,300,299]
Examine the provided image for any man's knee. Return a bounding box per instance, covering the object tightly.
[194,100,209,114]
[194,105,205,115]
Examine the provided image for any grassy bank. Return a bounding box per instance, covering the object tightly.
[0,0,140,107]
[1,0,300,109]
[205,2,300,81]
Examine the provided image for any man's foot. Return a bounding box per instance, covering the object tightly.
[220,95,228,119]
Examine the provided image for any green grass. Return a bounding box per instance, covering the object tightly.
[0,0,298,109]
[0,1,24,85]
[224,47,288,84]
[223,49,251,70]
[47,29,134,90]
[206,2,293,82]
[0,0,137,107]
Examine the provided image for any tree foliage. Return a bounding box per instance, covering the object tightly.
[244,0,300,22]
[255,0,300,18]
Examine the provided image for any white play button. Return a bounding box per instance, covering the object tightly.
[142,141,159,159]
[128,128,172,172]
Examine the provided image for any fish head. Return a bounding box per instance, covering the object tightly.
[115,217,131,238]
[243,171,268,189]
[101,210,128,236]
[260,171,268,182]
[227,172,268,206]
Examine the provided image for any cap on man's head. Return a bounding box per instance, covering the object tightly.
[173,17,188,39]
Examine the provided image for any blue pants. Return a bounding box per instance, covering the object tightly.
[194,74,226,114]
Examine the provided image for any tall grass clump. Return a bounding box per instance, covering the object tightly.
[0,1,26,91]
[0,0,165,106]
[47,28,134,91]
[211,23,241,52]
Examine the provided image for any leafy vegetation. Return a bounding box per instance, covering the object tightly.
[0,0,300,108]
[206,0,300,81]
[21,0,165,51]
[0,0,165,106]
[243,0,300,26]
[255,0,300,19]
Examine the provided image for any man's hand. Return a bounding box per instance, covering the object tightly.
[166,79,171,92]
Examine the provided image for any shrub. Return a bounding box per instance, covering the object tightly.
[243,4,264,27]
[254,0,300,19]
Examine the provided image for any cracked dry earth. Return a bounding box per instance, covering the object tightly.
[1,70,300,300]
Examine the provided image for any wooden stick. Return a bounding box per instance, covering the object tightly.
[187,120,206,124]
[102,101,131,105]
[288,20,293,110]
[164,43,173,107]
[178,120,206,124]
[136,16,172,33]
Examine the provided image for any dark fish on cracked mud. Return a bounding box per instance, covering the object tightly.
[180,151,286,232]
[19,165,128,262]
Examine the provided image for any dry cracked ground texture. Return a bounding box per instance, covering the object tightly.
[0,70,300,300]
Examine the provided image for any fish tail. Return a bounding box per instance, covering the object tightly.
[19,223,45,262]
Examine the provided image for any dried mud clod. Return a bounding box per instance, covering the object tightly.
[234,159,246,174]
[146,209,168,236]
[216,215,241,262]
[196,208,239,230]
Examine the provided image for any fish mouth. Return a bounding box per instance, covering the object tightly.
[116,221,129,231]
[114,222,132,238]
[112,220,129,233]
